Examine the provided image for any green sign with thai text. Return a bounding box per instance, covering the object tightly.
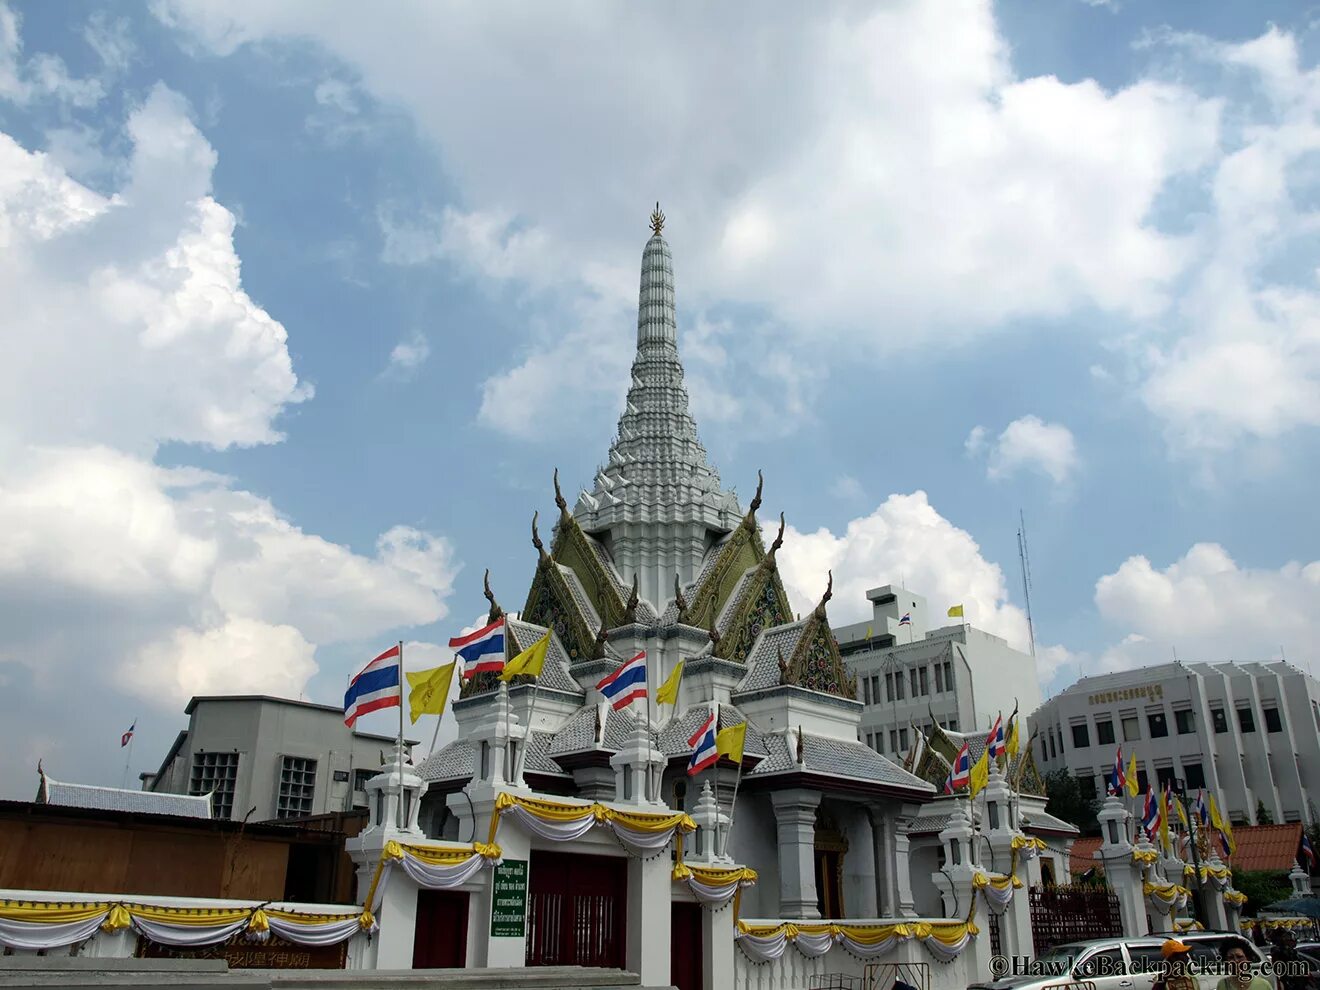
[490,858,528,938]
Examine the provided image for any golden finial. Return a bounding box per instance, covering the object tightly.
[649,202,665,236]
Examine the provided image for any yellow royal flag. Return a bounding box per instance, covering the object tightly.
[715,722,747,764]
[499,630,551,682]
[865,625,873,640]
[948,604,964,618]
[1159,789,1172,851]
[655,660,684,706]
[406,661,456,724]
[1126,753,1139,797]
[969,749,990,797]
[1005,715,1020,758]
[1174,795,1189,828]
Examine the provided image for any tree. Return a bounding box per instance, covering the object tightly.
[1256,800,1275,825]
[1043,769,1101,835]
[1233,869,1293,917]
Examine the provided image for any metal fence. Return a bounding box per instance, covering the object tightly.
[1029,884,1123,952]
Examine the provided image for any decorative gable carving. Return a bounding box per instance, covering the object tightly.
[780,615,857,699]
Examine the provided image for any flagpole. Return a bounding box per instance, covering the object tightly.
[396,642,405,829]
[721,746,745,858]
[515,679,541,785]
[121,715,137,790]
[644,653,656,802]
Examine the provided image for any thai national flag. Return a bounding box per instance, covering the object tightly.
[986,715,1005,759]
[449,618,506,677]
[949,742,972,789]
[898,612,912,627]
[1301,834,1316,870]
[1109,747,1126,796]
[596,651,647,711]
[120,722,135,748]
[1141,786,1161,839]
[1195,790,1210,828]
[344,645,402,727]
[687,710,718,776]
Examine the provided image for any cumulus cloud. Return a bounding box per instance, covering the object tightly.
[385,331,430,376]
[153,0,1231,446]
[1091,543,1320,670]
[968,416,1080,485]
[772,491,1032,650]
[0,34,460,792]
[0,2,103,107]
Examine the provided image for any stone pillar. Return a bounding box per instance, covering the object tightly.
[468,792,531,968]
[1143,838,1177,934]
[1096,795,1149,938]
[983,762,1034,957]
[932,801,991,975]
[846,808,879,918]
[868,809,894,917]
[771,788,822,919]
[1199,851,1230,931]
[627,851,672,985]
[701,907,737,990]
[893,811,918,917]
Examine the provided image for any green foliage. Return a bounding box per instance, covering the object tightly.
[1233,869,1292,917]
[1043,768,1101,835]
[1256,800,1275,825]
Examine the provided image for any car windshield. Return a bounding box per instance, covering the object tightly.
[1034,945,1089,977]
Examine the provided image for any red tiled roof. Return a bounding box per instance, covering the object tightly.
[1231,824,1304,873]
[1067,825,1304,878]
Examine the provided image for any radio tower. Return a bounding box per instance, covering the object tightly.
[1017,510,1037,658]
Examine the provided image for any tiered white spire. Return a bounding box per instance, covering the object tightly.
[574,206,741,609]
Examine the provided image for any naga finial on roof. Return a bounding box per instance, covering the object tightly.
[749,470,763,515]
[673,573,688,621]
[650,201,665,236]
[553,467,568,515]
[623,573,640,624]
[483,568,505,623]
[531,511,548,561]
[813,570,833,620]
[795,725,806,765]
[761,512,786,570]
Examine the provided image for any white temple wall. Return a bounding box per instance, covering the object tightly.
[726,790,779,917]
[907,838,946,917]
[840,804,878,918]
[735,692,864,744]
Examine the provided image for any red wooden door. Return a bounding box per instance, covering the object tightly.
[526,851,627,969]
[412,889,469,968]
[671,901,704,990]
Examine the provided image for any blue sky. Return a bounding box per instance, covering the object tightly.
[2,1,1319,797]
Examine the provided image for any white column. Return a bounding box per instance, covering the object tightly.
[771,788,822,919]
[373,870,419,968]
[702,907,737,990]
[627,852,672,985]
[1096,795,1149,938]
[893,813,917,917]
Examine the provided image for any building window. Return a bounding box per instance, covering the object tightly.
[948,719,958,732]
[1175,710,1195,735]
[1096,720,1115,745]
[1263,707,1283,733]
[1156,766,1175,789]
[1237,707,1256,733]
[943,661,954,691]
[895,673,905,701]
[909,669,919,697]
[884,672,894,702]
[1121,716,1140,742]
[1148,711,1168,738]
[276,756,317,819]
[935,664,944,693]
[863,678,872,705]
[189,752,239,820]
[1071,723,1090,749]
[1184,763,1206,790]
[1040,735,1048,761]
[919,667,929,696]
[899,728,909,751]
[352,768,374,792]
[889,730,898,753]
[1076,774,1095,798]
[1212,708,1228,734]
[1136,769,1149,793]
[1048,732,1057,759]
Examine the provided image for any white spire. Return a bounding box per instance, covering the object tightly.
[574,208,741,609]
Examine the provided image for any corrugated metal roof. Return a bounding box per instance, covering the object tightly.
[39,777,212,819]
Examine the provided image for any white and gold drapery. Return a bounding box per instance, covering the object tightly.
[363,840,503,914]
[1144,880,1191,912]
[672,864,758,910]
[735,920,978,965]
[972,870,1022,915]
[0,899,374,952]
[488,793,695,859]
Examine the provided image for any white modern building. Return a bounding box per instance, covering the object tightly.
[834,586,1043,761]
[1029,660,1320,825]
[142,695,416,822]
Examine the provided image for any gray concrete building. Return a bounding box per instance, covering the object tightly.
[834,584,1043,760]
[141,695,415,823]
[1028,660,1320,825]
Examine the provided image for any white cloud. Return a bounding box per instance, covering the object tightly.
[0,44,461,786]
[153,1,1226,444]
[772,491,1032,650]
[969,415,1080,485]
[385,331,430,376]
[831,475,864,500]
[0,2,103,107]
[1092,543,1320,671]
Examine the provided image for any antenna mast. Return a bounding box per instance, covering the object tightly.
[1017,510,1037,658]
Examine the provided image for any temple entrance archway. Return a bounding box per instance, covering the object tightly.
[525,850,627,969]
[814,809,850,918]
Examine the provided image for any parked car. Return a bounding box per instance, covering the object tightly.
[969,932,1271,990]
